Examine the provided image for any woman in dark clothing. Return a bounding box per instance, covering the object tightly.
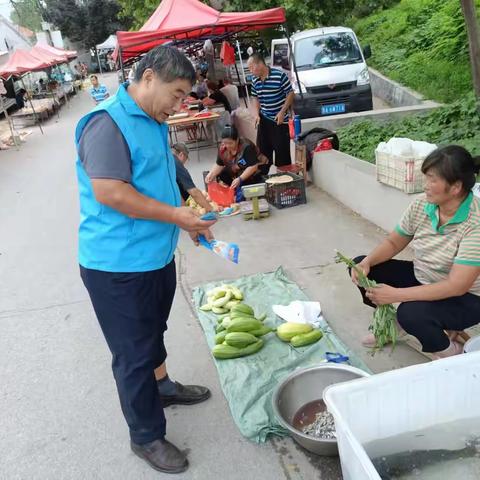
[15,88,27,109]
[205,125,267,199]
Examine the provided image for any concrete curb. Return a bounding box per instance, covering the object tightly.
[311,149,422,232]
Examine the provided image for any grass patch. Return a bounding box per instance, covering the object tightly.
[351,0,479,103]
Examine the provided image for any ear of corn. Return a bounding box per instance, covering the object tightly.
[224,332,258,348]
[215,331,228,344]
[290,329,323,347]
[212,343,242,359]
[229,286,244,300]
[276,322,313,342]
[225,300,241,310]
[226,318,263,333]
[212,339,264,359]
[213,291,232,308]
[231,303,254,316]
[249,326,273,337]
[212,306,229,314]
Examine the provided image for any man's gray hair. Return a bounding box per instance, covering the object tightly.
[172,142,189,157]
[248,53,266,65]
[134,46,196,85]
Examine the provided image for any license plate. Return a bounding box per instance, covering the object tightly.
[321,103,346,115]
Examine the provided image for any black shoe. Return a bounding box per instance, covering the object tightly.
[158,381,211,407]
[131,438,188,474]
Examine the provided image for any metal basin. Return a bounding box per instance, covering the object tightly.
[272,364,369,456]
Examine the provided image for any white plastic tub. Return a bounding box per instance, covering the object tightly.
[464,335,480,353]
[324,352,480,480]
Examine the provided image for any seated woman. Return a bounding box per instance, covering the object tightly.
[202,81,232,113]
[349,145,480,359]
[189,70,208,100]
[205,124,267,199]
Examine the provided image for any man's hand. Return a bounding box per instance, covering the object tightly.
[351,259,371,286]
[275,110,286,126]
[230,178,241,190]
[366,284,399,306]
[189,228,214,246]
[254,116,260,128]
[173,207,217,232]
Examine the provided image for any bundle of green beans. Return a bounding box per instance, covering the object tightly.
[335,251,398,352]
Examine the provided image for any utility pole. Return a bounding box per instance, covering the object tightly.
[460,0,480,102]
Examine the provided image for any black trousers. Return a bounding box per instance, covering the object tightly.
[217,169,262,186]
[352,256,480,352]
[80,260,176,444]
[256,114,291,175]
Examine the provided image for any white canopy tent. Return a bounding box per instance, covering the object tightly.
[96,35,117,51]
[96,35,117,74]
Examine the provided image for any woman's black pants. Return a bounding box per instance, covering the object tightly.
[352,256,480,352]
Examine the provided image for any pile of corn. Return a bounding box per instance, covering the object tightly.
[200,285,323,360]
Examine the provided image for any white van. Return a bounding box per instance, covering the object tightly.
[271,27,373,119]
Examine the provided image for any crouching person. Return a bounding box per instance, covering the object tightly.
[204,124,267,201]
[349,145,480,359]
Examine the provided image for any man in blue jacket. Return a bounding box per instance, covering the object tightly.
[75,46,216,474]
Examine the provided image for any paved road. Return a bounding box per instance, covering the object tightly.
[0,73,425,480]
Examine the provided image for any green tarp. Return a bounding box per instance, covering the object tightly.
[192,267,371,443]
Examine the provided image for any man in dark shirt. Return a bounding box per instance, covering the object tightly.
[172,143,211,212]
[202,80,231,113]
[248,53,294,173]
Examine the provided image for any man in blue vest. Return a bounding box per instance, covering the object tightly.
[75,46,216,474]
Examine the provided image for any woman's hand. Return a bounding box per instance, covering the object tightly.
[205,172,215,184]
[230,177,241,190]
[351,259,371,285]
[366,284,399,305]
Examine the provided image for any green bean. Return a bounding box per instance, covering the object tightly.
[335,251,398,353]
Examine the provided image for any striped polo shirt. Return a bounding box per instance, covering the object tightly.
[250,67,293,123]
[90,85,109,104]
[396,193,480,295]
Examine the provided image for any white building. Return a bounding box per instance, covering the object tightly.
[0,15,32,53]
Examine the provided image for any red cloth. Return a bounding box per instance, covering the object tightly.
[220,41,235,66]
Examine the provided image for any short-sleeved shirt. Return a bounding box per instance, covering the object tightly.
[395,193,480,295]
[208,90,231,112]
[175,156,196,201]
[78,113,196,203]
[78,112,131,182]
[90,84,109,104]
[216,139,263,184]
[216,141,258,171]
[250,67,293,123]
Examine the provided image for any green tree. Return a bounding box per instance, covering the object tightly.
[10,0,43,32]
[117,0,158,29]
[44,0,124,50]
[117,0,401,32]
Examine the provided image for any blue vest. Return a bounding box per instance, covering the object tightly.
[75,83,180,272]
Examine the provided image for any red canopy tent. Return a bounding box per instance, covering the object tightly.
[30,45,66,66]
[0,49,51,78]
[34,43,77,61]
[115,0,286,63]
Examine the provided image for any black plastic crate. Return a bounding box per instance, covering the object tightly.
[263,173,307,209]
